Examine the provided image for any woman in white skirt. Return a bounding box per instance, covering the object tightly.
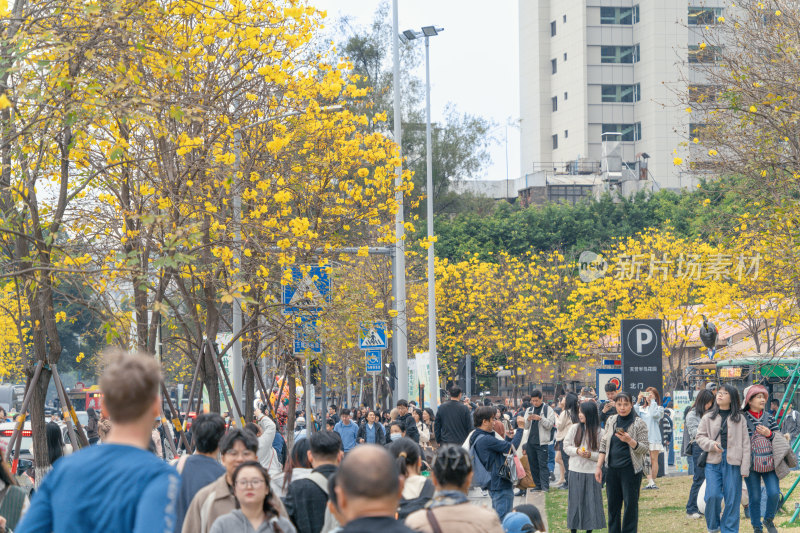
[634,386,664,489]
[564,401,605,533]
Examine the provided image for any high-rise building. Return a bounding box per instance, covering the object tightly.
[519,1,725,191]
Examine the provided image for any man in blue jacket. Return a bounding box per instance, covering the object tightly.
[469,406,523,520]
[334,408,359,452]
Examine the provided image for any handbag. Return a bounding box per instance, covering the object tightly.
[498,446,520,483]
[518,455,536,489]
[513,454,525,480]
[697,417,727,468]
[746,416,775,473]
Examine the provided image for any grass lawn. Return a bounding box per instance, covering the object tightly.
[543,473,800,532]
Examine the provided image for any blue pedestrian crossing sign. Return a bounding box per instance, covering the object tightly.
[358,321,387,350]
[282,265,331,313]
[365,349,382,373]
[293,315,322,355]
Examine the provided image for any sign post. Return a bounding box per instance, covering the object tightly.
[620,319,663,398]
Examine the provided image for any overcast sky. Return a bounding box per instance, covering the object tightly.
[312,0,521,182]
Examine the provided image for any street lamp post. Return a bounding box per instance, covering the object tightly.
[392,0,409,403]
[400,26,443,412]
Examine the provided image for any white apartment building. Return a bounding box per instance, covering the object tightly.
[519,1,725,191]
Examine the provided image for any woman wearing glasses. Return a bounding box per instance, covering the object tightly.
[210,461,296,533]
[405,444,503,533]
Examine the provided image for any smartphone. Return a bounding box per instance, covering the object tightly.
[615,427,625,435]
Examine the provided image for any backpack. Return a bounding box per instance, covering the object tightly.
[308,472,340,533]
[469,434,492,489]
[746,415,775,473]
[397,478,435,520]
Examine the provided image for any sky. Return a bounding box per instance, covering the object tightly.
[312,0,521,182]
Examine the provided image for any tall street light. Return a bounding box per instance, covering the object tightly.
[400,25,443,412]
[392,0,409,403]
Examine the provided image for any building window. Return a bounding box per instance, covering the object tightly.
[601,45,640,63]
[564,129,569,138]
[689,7,723,25]
[563,14,567,23]
[689,45,721,63]
[689,123,708,140]
[552,134,559,149]
[688,85,720,103]
[563,52,568,61]
[551,21,557,36]
[548,185,593,205]
[552,96,558,112]
[564,91,568,100]
[601,123,642,142]
[551,58,557,74]
[601,84,641,102]
[600,5,640,25]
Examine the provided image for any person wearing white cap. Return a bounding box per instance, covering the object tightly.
[742,385,780,533]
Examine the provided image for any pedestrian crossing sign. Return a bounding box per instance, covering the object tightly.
[358,321,387,350]
[282,265,331,314]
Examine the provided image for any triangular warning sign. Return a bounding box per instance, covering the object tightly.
[290,275,323,306]
[362,328,383,347]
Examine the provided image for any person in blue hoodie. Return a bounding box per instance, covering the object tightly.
[469,406,523,520]
[334,408,360,453]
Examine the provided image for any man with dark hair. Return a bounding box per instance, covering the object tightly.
[336,445,414,533]
[524,389,556,493]
[770,398,780,418]
[601,382,619,424]
[434,386,472,445]
[18,351,180,533]
[469,406,522,520]
[334,408,359,453]
[328,405,341,425]
[182,429,276,533]
[395,400,420,443]
[174,413,226,533]
[285,430,343,533]
[357,410,385,445]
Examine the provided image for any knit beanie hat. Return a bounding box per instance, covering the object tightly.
[742,384,769,409]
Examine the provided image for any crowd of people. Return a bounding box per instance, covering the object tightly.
[3,352,800,533]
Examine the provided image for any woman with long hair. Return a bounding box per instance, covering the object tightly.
[594,392,649,533]
[555,392,579,489]
[85,407,99,445]
[742,385,781,533]
[210,461,296,533]
[280,438,312,492]
[695,384,750,533]
[633,386,664,489]
[422,408,436,449]
[685,389,715,519]
[389,437,434,519]
[564,402,605,533]
[413,409,431,446]
[46,422,64,467]
[404,444,503,532]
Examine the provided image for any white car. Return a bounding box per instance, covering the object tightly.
[0,412,88,456]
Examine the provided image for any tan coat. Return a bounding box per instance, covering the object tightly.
[182,474,288,533]
[695,411,751,477]
[405,502,503,533]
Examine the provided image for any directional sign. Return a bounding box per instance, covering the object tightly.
[358,321,387,350]
[365,349,382,373]
[282,266,331,313]
[293,315,322,355]
[621,319,663,398]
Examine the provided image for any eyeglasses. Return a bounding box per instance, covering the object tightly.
[224,450,257,460]
[235,479,266,489]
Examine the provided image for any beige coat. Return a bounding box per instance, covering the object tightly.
[182,474,288,533]
[772,431,798,480]
[405,501,503,533]
[598,415,650,474]
[695,412,751,477]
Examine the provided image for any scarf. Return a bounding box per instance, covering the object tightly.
[616,410,635,431]
[426,490,469,509]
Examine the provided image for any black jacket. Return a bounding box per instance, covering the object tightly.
[434,400,473,445]
[396,413,419,443]
[356,421,385,445]
[342,516,415,533]
[283,463,337,533]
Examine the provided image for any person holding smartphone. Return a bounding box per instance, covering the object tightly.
[633,387,664,489]
[594,392,649,533]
